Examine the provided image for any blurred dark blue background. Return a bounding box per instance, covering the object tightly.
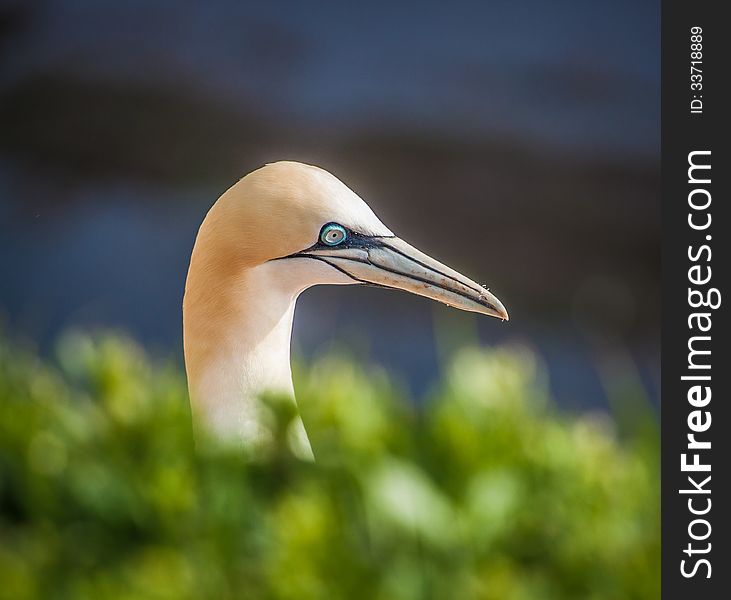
[0,0,659,408]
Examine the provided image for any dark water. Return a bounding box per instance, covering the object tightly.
[3,0,658,158]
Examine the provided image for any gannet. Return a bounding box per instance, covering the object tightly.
[183,161,508,454]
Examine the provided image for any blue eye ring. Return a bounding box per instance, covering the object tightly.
[320,223,347,246]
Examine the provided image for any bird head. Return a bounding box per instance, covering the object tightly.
[194,161,508,320]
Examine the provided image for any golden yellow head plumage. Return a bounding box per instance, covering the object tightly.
[190,161,390,270]
[183,161,508,446]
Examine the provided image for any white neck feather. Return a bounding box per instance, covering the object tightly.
[183,260,318,456]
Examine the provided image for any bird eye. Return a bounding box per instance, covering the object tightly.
[320,223,347,246]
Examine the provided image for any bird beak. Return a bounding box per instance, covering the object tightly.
[295,236,508,320]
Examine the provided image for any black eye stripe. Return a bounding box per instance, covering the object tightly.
[273,226,397,261]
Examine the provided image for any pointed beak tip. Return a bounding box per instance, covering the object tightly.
[481,293,509,322]
[494,306,510,322]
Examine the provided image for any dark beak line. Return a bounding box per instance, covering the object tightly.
[377,239,490,299]
[298,254,370,284]
[294,241,502,314]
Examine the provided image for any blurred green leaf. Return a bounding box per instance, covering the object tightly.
[0,333,659,600]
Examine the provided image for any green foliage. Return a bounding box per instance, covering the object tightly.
[0,333,659,600]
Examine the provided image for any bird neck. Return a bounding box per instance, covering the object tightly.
[183,258,311,456]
